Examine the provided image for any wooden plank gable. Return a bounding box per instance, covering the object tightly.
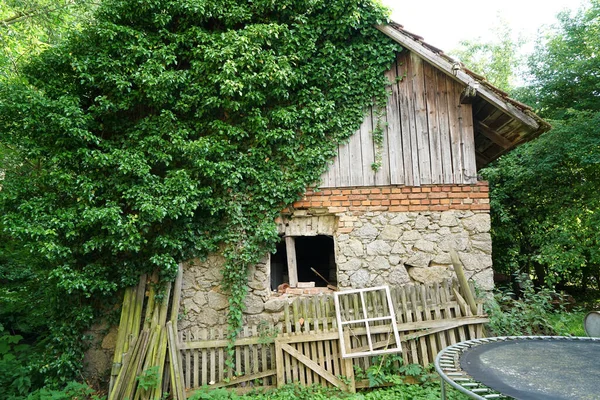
[320,51,477,188]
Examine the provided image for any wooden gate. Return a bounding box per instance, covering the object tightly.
[275,332,355,392]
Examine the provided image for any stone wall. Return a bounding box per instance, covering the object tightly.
[179,253,281,333]
[83,323,118,386]
[178,182,493,335]
[335,210,493,290]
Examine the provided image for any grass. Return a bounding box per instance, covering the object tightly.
[548,310,588,336]
[548,287,599,337]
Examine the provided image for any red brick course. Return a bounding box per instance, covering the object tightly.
[292,182,490,214]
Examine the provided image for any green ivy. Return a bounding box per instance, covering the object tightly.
[0,0,400,382]
[370,105,386,171]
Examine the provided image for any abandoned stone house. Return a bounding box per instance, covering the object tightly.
[178,23,550,333]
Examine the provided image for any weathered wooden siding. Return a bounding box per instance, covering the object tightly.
[320,51,477,188]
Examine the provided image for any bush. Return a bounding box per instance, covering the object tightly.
[485,275,558,336]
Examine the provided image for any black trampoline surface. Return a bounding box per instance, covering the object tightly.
[459,338,600,400]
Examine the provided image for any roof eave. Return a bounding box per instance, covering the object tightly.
[376,23,551,166]
[377,24,541,130]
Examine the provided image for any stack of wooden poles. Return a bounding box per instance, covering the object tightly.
[108,265,186,400]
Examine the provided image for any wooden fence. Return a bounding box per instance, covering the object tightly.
[179,279,488,395]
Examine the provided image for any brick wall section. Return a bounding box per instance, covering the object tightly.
[292,182,489,212]
[284,182,490,234]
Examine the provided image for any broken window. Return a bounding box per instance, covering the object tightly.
[270,235,336,290]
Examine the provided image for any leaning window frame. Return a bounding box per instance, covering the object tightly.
[334,286,402,358]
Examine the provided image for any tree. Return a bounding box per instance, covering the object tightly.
[450,18,522,93]
[520,0,600,119]
[0,0,94,81]
[483,0,600,289]
[483,112,600,288]
[0,0,399,385]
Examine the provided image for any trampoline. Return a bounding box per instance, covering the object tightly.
[435,336,600,400]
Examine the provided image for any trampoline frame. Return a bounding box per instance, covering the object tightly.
[434,336,600,400]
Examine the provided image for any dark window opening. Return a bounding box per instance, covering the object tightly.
[270,235,336,291]
[270,241,288,291]
[295,236,336,285]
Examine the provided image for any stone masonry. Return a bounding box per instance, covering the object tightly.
[178,182,493,335]
[334,210,493,290]
[179,253,274,333]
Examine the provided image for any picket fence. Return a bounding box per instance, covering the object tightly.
[178,279,487,395]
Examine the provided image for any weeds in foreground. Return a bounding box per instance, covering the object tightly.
[485,274,589,336]
[189,382,470,400]
[189,353,470,400]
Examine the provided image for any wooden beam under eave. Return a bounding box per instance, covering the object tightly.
[475,151,491,167]
[475,121,514,149]
[460,85,477,104]
[376,25,540,131]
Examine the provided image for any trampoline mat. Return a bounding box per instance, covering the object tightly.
[460,339,600,400]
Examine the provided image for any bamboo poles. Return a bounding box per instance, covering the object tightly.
[167,321,186,400]
[109,274,147,394]
[108,265,186,400]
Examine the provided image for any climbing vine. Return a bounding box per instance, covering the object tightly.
[0,0,399,380]
[371,103,387,171]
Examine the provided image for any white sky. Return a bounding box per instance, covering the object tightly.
[381,0,587,52]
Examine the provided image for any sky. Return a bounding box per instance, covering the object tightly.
[380,0,587,52]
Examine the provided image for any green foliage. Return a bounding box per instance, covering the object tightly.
[0,222,98,390]
[0,0,399,387]
[519,0,600,119]
[0,226,48,333]
[0,324,34,398]
[189,382,470,400]
[0,325,101,399]
[189,387,240,400]
[136,366,160,391]
[450,18,522,93]
[482,111,600,288]
[547,310,587,337]
[26,381,104,400]
[353,382,468,400]
[187,355,471,400]
[0,0,95,81]
[485,275,558,336]
[351,354,439,389]
[370,107,386,171]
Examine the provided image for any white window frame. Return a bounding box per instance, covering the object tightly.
[334,286,402,358]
